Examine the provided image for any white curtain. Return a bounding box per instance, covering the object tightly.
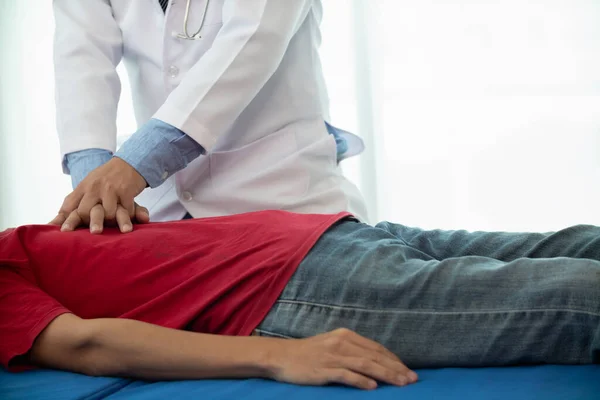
[1,0,599,232]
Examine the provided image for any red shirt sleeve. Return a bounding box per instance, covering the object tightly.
[0,229,70,371]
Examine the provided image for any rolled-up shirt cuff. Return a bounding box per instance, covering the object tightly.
[64,149,113,189]
[114,118,205,188]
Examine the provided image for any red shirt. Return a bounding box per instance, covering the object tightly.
[0,211,349,370]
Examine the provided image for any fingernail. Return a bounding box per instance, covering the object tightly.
[61,224,70,231]
[123,224,132,232]
[408,371,418,382]
[91,224,101,233]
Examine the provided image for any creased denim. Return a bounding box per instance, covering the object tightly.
[257,220,600,368]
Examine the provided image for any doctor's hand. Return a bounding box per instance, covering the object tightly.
[50,157,149,234]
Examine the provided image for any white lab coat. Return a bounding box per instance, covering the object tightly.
[54,0,368,222]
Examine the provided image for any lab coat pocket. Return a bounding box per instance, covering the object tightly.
[208,128,310,212]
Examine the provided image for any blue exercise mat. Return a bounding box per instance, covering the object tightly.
[1,365,599,400]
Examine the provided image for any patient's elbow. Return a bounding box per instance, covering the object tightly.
[74,326,122,377]
[30,314,118,377]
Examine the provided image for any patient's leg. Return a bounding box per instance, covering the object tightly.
[256,220,600,368]
[375,221,600,261]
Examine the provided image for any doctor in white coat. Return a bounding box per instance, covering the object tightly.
[50,0,368,233]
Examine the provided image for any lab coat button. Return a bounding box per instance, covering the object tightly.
[168,65,179,78]
[161,171,169,180]
[182,191,193,201]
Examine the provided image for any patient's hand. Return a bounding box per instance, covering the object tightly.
[267,328,418,390]
[50,158,150,234]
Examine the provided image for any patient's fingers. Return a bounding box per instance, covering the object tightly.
[60,211,82,232]
[89,204,105,234]
[345,330,401,363]
[116,206,133,233]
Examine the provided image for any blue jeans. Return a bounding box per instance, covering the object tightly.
[256,219,600,368]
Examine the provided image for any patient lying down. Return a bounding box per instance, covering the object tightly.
[1,210,599,390]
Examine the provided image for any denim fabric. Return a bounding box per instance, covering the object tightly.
[256,220,600,368]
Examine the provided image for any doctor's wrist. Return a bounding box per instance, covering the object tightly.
[109,156,149,192]
[65,149,113,189]
[114,149,165,189]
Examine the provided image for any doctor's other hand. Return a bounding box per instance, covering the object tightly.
[49,157,149,234]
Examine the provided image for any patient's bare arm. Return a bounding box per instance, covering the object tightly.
[29,314,417,390]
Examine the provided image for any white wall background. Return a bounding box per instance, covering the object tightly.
[1,0,599,232]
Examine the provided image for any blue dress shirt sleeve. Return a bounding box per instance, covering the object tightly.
[64,149,113,189]
[64,119,358,192]
[64,119,205,190]
[114,118,205,188]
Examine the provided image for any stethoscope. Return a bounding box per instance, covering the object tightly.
[175,0,210,40]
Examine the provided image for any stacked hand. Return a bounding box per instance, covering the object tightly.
[267,328,418,390]
[50,158,150,233]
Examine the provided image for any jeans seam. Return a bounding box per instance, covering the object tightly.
[275,299,600,317]
[254,328,293,339]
